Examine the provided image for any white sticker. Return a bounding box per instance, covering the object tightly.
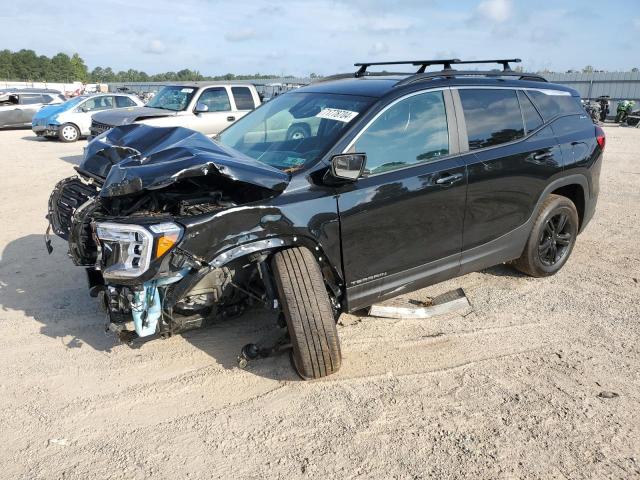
[181,88,194,93]
[316,108,359,123]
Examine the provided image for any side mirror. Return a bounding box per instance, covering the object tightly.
[80,106,89,113]
[330,153,366,181]
[195,102,209,113]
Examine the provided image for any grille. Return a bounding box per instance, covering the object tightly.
[47,176,100,240]
[90,119,112,135]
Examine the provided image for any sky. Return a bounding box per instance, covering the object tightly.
[1,0,638,76]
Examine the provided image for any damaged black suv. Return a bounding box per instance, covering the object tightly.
[47,59,604,379]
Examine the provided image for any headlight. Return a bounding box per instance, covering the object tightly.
[95,221,183,279]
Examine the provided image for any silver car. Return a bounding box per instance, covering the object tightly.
[0,89,66,128]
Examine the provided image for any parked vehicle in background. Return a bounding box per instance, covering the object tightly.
[615,100,635,123]
[0,89,65,128]
[89,83,261,137]
[582,100,601,123]
[626,109,640,127]
[596,95,610,122]
[32,93,144,142]
[47,59,604,380]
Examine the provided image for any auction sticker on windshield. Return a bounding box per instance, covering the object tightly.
[316,108,359,123]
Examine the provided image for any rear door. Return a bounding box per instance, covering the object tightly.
[337,89,469,310]
[230,86,257,122]
[18,94,44,124]
[455,87,562,263]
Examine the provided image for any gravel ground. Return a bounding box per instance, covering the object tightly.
[0,125,639,479]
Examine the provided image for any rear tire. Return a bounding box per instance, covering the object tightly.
[272,247,341,379]
[513,194,579,277]
[58,123,80,143]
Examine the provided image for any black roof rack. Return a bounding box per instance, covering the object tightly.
[354,59,460,77]
[452,58,521,71]
[317,58,547,85]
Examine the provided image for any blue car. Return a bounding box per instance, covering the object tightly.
[32,93,143,142]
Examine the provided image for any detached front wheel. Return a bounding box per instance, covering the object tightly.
[272,247,341,380]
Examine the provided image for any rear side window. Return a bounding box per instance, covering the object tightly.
[19,94,43,105]
[517,91,543,133]
[354,90,449,174]
[550,114,593,136]
[231,87,255,110]
[115,96,137,108]
[526,90,582,121]
[459,89,524,150]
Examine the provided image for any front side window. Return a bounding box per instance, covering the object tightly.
[218,92,373,172]
[460,89,525,150]
[81,96,114,112]
[115,96,137,108]
[198,88,231,112]
[146,86,196,111]
[231,87,255,110]
[354,91,449,174]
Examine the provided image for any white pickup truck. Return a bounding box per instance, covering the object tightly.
[90,83,261,137]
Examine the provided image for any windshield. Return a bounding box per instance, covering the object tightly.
[218,92,374,172]
[146,86,197,111]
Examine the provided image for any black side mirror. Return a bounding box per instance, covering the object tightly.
[330,153,366,181]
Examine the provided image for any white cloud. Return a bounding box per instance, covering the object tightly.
[142,39,166,55]
[475,0,512,23]
[224,28,258,42]
[369,42,389,56]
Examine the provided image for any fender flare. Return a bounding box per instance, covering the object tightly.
[209,235,344,298]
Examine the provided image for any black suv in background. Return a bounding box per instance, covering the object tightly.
[47,59,604,379]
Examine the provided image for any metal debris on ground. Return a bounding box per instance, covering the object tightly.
[368,288,471,319]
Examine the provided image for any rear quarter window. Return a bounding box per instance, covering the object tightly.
[115,96,137,108]
[459,89,525,150]
[526,90,583,121]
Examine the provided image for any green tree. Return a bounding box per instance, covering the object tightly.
[70,53,88,81]
[0,49,13,79]
[50,53,74,82]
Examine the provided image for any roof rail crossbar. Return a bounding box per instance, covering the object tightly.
[353,59,460,77]
[451,58,522,72]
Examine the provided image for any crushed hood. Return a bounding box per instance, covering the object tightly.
[79,124,290,198]
[91,106,177,126]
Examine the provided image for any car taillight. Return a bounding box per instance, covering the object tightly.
[595,125,605,150]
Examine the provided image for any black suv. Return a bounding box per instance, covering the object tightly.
[47,59,604,379]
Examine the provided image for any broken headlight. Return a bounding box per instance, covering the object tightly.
[95,221,183,280]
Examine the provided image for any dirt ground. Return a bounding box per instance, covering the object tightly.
[0,125,639,480]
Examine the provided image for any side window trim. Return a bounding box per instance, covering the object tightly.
[341,87,459,176]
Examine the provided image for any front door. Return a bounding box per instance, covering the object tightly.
[186,87,236,135]
[337,89,468,310]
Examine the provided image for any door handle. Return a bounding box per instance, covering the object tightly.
[435,172,463,185]
[533,152,552,161]
[227,116,236,122]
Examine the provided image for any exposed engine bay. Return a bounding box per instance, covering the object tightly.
[46,124,295,341]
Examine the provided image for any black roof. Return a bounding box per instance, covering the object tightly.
[298,75,579,98]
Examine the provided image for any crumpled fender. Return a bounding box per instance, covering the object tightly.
[79,124,290,197]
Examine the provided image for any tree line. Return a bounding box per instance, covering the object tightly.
[0,49,291,83]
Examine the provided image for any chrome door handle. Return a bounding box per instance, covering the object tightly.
[435,173,463,185]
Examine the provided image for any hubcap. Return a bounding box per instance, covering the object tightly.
[538,212,573,266]
[62,126,77,141]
